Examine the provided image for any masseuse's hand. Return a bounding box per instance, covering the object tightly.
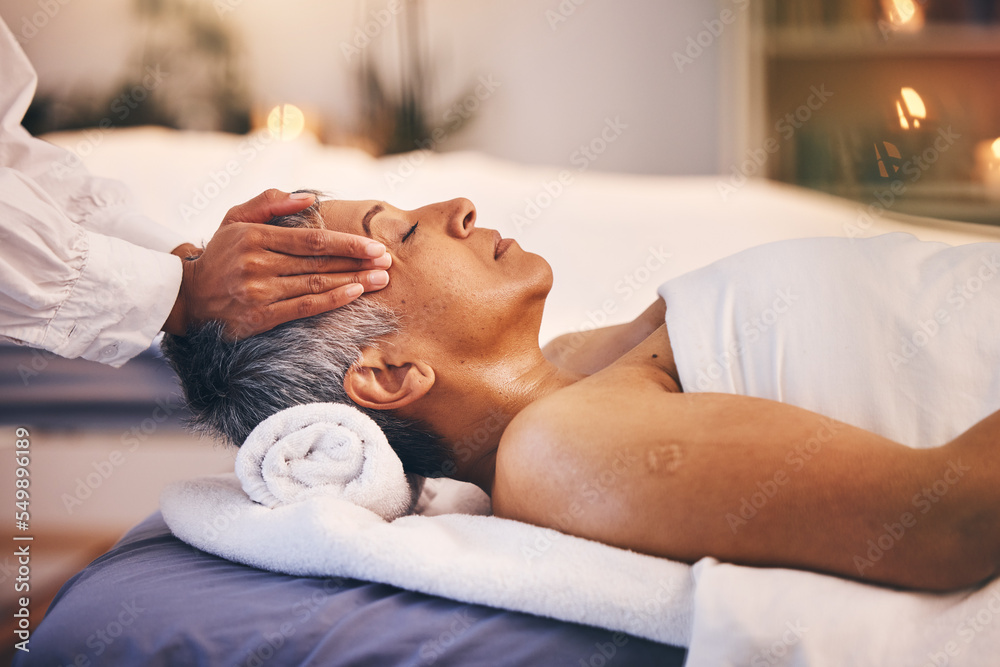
[162,189,391,339]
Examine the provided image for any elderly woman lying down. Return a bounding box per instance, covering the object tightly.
[162,194,1000,592]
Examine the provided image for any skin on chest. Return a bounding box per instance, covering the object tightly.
[598,324,683,393]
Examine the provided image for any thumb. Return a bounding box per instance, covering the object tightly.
[223,189,316,225]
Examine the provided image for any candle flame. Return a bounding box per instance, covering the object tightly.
[892,0,916,23]
[900,88,926,118]
[267,104,306,141]
[897,87,926,130]
[881,0,925,29]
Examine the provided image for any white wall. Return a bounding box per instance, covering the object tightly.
[0,0,723,175]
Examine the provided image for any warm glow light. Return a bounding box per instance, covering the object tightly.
[874,141,902,178]
[900,87,926,119]
[881,0,925,29]
[891,0,917,23]
[897,87,927,130]
[896,101,909,130]
[267,104,306,141]
[977,138,1000,198]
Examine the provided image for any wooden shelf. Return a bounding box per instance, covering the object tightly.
[722,6,1000,226]
[818,181,1000,225]
[767,23,1000,59]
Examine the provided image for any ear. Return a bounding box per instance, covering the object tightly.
[343,346,435,411]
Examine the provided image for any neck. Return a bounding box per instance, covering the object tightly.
[425,347,581,496]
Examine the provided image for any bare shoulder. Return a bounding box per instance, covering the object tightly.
[491,370,672,533]
[491,385,580,524]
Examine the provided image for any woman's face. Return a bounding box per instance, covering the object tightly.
[317,197,553,357]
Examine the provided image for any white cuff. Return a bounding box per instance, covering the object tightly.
[44,230,183,367]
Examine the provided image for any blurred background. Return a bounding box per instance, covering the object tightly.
[8,0,721,174]
[0,0,727,650]
[1,0,999,656]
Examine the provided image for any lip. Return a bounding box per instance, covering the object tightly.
[494,235,514,260]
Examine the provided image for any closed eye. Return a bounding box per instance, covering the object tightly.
[402,221,418,243]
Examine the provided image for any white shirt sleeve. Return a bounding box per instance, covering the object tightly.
[0,16,188,367]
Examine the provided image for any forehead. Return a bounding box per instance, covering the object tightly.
[316,199,381,235]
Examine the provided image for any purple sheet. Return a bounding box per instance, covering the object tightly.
[17,512,686,666]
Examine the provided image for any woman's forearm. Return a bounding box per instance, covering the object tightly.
[939,407,1000,580]
[498,388,999,591]
[651,397,1000,590]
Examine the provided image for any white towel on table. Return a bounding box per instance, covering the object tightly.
[234,402,414,520]
[161,474,695,647]
[659,232,1000,666]
[162,401,695,647]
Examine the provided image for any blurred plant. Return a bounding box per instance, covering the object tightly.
[354,0,477,155]
[24,0,250,135]
[128,0,250,132]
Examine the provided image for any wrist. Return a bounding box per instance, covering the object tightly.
[162,245,201,335]
[170,243,202,261]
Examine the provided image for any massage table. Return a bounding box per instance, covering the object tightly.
[21,126,1000,666]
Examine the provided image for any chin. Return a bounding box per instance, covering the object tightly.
[526,253,554,299]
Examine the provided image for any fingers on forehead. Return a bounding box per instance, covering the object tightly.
[267,226,372,257]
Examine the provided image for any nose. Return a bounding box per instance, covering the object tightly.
[446,198,476,238]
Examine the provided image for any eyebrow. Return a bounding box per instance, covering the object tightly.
[361,203,384,236]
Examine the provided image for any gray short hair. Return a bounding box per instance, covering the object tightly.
[160,194,452,477]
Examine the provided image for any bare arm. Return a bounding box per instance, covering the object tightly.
[542,298,665,375]
[494,379,1000,591]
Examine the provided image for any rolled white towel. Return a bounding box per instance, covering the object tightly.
[235,402,414,520]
